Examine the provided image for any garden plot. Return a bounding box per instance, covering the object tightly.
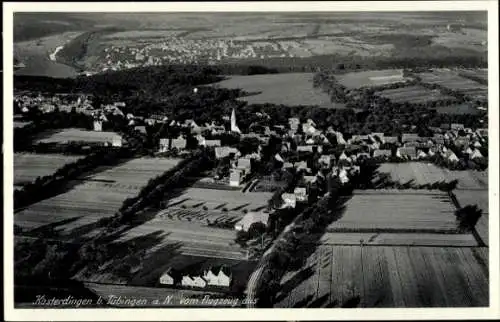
[374,163,488,190]
[336,69,408,89]
[275,245,488,308]
[375,85,456,104]
[327,190,458,233]
[14,153,84,185]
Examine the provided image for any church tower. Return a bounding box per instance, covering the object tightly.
[231,108,241,134]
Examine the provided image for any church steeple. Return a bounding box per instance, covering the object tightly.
[231,108,241,134]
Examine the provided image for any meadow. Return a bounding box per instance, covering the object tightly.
[212,73,345,108]
[336,69,408,89]
[417,69,487,98]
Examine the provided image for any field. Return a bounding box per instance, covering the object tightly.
[275,245,488,307]
[36,128,122,145]
[375,85,456,104]
[211,73,346,108]
[417,69,488,99]
[437,103,480,115]
[336,69,408,89]
[14,157,182,234]
[14,153,84,186]
[327,190,458,233]
[374,162,488,190]
[459,68,488,83]
[14,120,32,128]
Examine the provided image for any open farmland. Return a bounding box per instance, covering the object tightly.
[14,157,182,234]
[14,153,84,186]
[275,245,488,308]
[212,73,345,108]
[374,162,488,190]
[417,69,488,98]
[336,69,408,89]
[36,128,123,145]
[459,68,488,83]
[327,190,458,233]
[375,85,456,104]
[436,103,480,115]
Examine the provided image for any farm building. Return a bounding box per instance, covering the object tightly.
[234,211,270,232]
[203,266,232,288]
[297,145,314,153]
[205,139,222,147]
[401,133,421,143]
[134,126,147,134]
[236,157,252,173]
[36,129,123,147]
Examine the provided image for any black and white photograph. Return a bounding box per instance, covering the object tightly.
[3,1,499,320]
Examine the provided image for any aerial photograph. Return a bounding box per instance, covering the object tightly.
[11,10,490,310]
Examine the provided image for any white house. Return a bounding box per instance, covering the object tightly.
[294,187,308,202]
[203,266,232,288]
[281,193,297,209]
[159,138,169,152]
[93,120,103,132]
[230,169,243,187]
[470,149,484,160]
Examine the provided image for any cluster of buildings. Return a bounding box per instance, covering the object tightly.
[94,38,294,72]
[159,265,232,289]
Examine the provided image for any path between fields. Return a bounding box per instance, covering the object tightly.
[245,217,299,308]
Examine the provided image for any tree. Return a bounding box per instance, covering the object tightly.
[455,205,482,232]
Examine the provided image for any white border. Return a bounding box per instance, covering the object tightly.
[3,1,499,321]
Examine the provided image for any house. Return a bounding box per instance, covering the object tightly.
[159,138,169,152]
[288,118,300,131]
[215,146,239,159]
[294,161,309,172]
[134,126,147,135]
[440,123,451,131]
[203,266,232,288]
[205,139,221,147]
[281,193,297,209]
[303,175,317,185]
[181,275,207,288]
[297,145,314,153]
[401,133,420,143]
[338,168,350,184]
[283,161,294,169]
[396,146,417,159]
[159,268,181,286]
[302,123,317,135]
[338,151,350,163]
[464,147,473,155]
[294,187,308,202]
[383,136,399,145]
[171,136,187,150]
[373,149,392,158]
[93,120,103,132]
[356,152,371,161]
[473,141,482,148]
[416,150,428,159]
[230,169,243,187]
[470,149,484,160]
[371,132,385,141]
[476,128,488,137]
[275,153,285,163]
[451,123,465,131]
[454,137,470,147]
[447,151,460,163]
[305,137,316,145]
[318,154,333,168]
[336,132,347,145]
[234,211,270,232]
[236,157,252,173]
